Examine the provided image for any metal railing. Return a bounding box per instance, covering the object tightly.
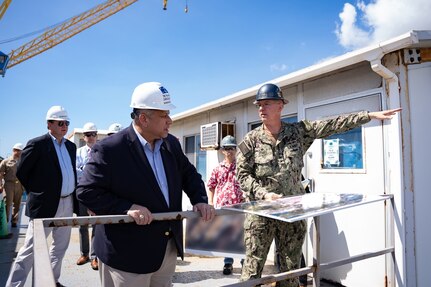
[32,195,395,287]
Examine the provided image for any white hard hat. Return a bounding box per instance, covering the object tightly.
[12,143,24,150]
[130,82,176,111]
[46,105,70,121]
[83,122,97,133]
[108,123,122,134]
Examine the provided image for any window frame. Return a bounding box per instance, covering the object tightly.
[184,134,207,181]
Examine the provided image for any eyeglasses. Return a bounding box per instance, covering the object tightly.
[49,120,70,127]
[84,132,97,137]
[223,147,236,151]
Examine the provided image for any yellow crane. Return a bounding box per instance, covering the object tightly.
[0,0,12,20]
[0,0,180,76]
[4,0,139,71]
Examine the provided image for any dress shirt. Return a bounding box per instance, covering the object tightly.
[133,125,170,206]
[50,133,75,197]
[76,145,91,182]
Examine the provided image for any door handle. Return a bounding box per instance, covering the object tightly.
[301,178,314,193]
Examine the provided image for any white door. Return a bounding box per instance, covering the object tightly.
[304,93,387,286]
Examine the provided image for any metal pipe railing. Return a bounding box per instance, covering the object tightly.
[40,209,237,228]
[32,195,395,287]
[33,219,56,287]
[32,209,238,287]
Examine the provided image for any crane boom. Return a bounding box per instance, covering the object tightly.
[6,0,138,69]
[0,0,12,20]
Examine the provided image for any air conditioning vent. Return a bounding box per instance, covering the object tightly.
[200,122,219,149]
[200,122,235,149]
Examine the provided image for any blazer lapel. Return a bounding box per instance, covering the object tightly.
[45,134,61,172]
[65,141,77,184]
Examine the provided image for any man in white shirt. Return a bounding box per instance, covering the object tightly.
[76,122,99,270]
[6,105,77,287]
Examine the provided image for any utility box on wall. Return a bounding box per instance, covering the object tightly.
[200,122,235,149]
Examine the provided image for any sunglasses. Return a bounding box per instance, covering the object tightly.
[84,132,97,137]
[50,120,70,127]
[223,147,236,151]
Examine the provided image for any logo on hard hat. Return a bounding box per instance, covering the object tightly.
[159,86,171,104]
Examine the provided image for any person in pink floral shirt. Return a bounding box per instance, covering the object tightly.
[207,135,244,275]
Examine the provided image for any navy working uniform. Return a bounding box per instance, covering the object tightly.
[237,111,371,287]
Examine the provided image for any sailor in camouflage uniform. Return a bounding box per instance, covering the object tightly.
[236,83,401,287]
[0,143,25,228]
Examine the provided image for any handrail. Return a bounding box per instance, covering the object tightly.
[32,195,395,287]
[40,209,237,228]
[32,209,238,287]
[33,219,56,287]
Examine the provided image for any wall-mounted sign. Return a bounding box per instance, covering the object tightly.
[323,138,340,166]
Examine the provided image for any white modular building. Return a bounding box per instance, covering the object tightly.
[170,30,431,286]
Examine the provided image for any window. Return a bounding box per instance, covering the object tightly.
[247,114,364,169]
[322,127,363,169]
[249,115,298,131]
[184,134,207,181]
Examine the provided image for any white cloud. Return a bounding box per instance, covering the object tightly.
[270,63,288,72]
[335,3,371,49]
[335,0,431,50]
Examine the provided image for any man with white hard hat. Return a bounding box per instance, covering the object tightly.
[76,122,98,182]
[107,123,122,136]
[0,143,24,229]
[76,122,99,270]
[77,82,215,286]
[6,105,78,287]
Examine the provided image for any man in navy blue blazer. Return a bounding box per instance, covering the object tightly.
[77,82,215,287]
[6,105,78,287]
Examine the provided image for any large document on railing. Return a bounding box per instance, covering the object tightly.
[185,212,245,257]
[221,193,391,223]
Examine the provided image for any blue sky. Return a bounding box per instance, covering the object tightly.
[0,0,430,157]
